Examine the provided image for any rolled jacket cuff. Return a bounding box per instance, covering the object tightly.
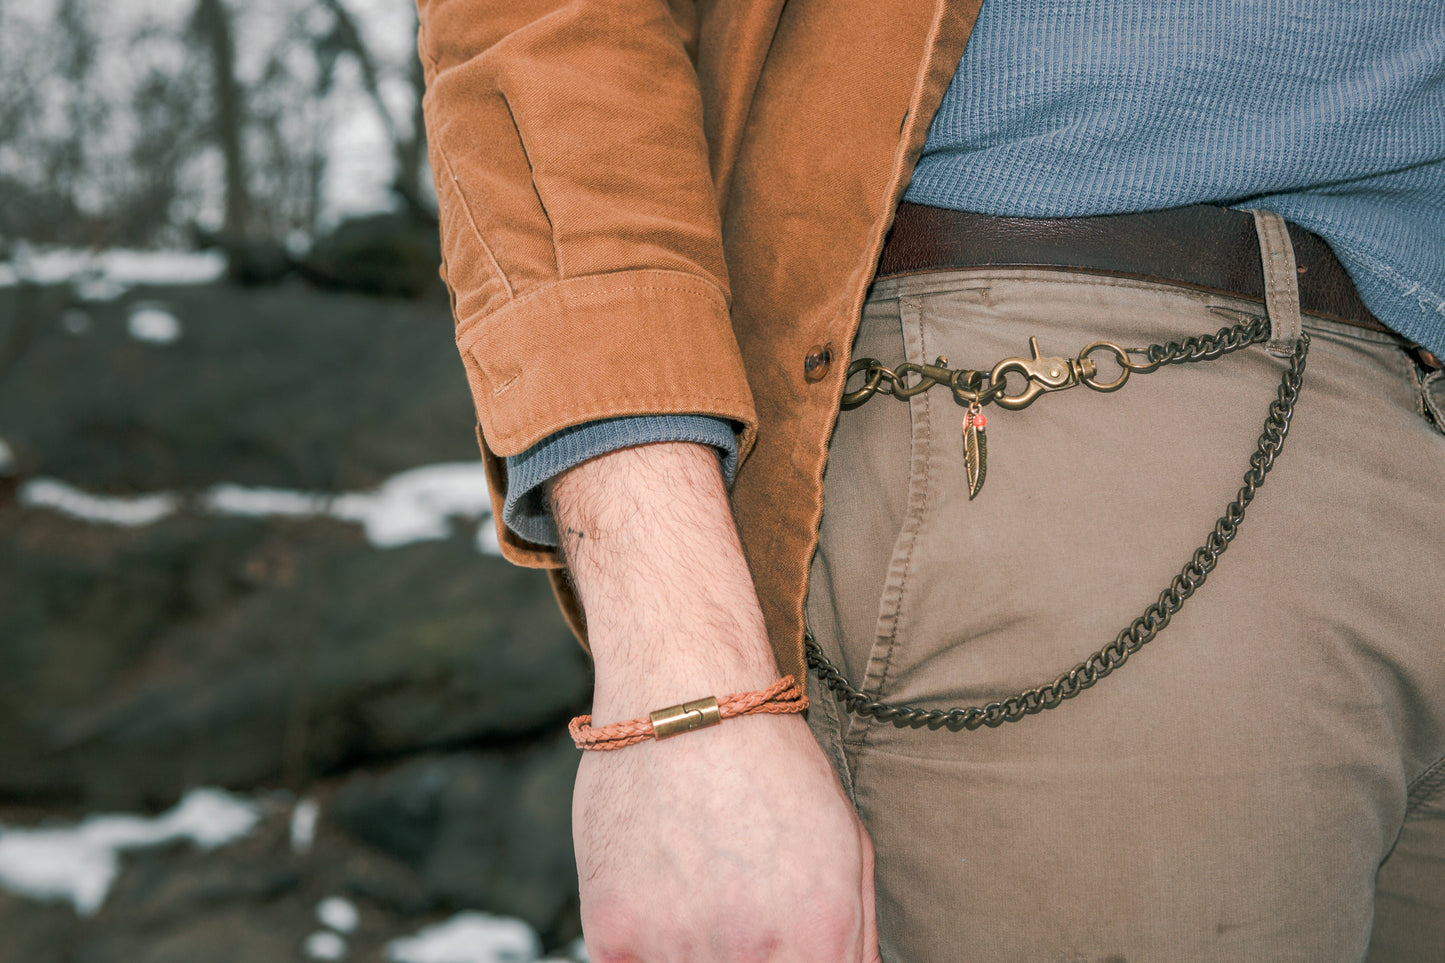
[502,414,740,546]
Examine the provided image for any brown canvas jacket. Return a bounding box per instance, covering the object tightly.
[416,0,984,681]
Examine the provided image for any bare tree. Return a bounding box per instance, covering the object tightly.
[0,0,431,252]
[191,0,251,238]
[314,0,432,221]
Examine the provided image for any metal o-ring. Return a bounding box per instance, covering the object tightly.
[841,359,889,408]
[1078,341,1137,391]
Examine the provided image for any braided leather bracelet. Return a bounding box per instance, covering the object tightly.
[569,676,807,750]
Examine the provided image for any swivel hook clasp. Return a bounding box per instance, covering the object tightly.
[989,337,1098,410]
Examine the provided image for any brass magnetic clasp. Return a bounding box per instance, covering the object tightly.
[989,336,1098,410]
[649,696,723,740]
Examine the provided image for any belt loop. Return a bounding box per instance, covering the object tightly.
[1251,209,1304,358]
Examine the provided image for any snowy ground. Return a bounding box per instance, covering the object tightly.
[0,793,586,963]
[384,913,585,963]
[15,463,501,556]
[1,248,501,554]
[0,248,227,301]
[0,126,580,955]
[0,789,261,916]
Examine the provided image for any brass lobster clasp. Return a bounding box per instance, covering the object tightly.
[989,337,1097,410]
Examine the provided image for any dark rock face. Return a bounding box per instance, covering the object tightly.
[0,277,590,956]
[0,281,590,809]
[191,212,443,296]
[299,213,444,300]
[0,894,75,963]
[0,508,589,809]
[332,737,581,934]
[0,765,582,962]
[190,230,294,287]
[0,282,474,493]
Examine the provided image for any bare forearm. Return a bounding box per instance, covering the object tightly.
[548,441,779,722]
[549,440,878,961]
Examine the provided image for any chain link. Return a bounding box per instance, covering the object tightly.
[842,316,1272,412]
[810,322,1306,731]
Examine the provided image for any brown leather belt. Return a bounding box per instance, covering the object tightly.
[877,202,1392,335]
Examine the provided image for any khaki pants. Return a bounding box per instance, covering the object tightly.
[806,254,1445,960]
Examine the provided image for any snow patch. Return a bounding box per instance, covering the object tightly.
[206,463,496,552]
[305,931,349,961]
[386,912,542,963]
[318,896,360,934]
[0,788,261,915]
[77,276,129,303]
[328,463,493,548]
[19,463,500,555]
[95,249,228,286]
[290,797,320,854]
[127,303,183,344]
[205,485,331,519]
[60,308,92,335]
[475,519,501,557]
[0,246,226,295]
[19,477,180,527]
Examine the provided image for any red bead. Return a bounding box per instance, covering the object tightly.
[975,414,986,429]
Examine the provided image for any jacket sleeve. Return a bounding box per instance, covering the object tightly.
[416,0,758,567]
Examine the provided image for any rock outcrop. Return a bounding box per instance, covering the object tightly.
[0,275,589,959]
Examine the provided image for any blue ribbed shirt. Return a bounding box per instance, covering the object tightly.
[505,1,1445,545]
[908,0,1445,355]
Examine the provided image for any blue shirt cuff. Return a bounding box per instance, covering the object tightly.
[502,415,740,547]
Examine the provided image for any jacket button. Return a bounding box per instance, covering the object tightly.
[803,344,833,382]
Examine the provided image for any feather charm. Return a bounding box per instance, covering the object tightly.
[963,404,987,500]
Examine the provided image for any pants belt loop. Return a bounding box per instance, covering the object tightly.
[1252,209,1305,357]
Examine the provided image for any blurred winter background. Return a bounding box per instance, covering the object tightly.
[0,1,591,960]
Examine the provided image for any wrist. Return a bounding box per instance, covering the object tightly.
[548,440,781,724]
[588,631,780,725]
[572,675,806,750]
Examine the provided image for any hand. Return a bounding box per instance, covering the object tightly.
[549,442,880,961]
[575,710,878,962]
